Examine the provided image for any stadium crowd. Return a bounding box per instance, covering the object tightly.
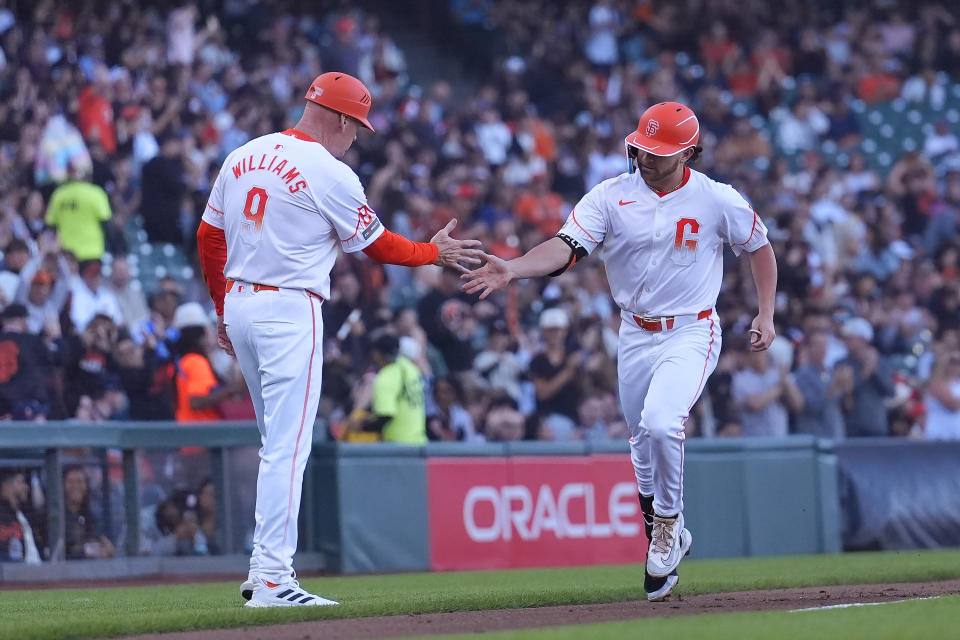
[0,0,958,450]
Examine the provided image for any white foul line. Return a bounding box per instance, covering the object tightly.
[790,595,945,613]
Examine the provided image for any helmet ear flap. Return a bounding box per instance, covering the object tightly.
[625,143,640,174]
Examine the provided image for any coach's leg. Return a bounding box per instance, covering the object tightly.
[224,293,267,586]
[247,292,324,585]
[640,317,720,517]
[617,319,656,498]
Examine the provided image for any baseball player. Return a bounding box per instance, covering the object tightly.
[197,72,484,608]
[463,102,777,601]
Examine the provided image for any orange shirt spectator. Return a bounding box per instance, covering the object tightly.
[175,352,221,422]
[173,302,232,455]
[514,178,566,236]
[857,72,901,103]
[77,85,116,154]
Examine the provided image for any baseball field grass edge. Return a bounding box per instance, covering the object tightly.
[1,549,960,640]
[406,593,960,640]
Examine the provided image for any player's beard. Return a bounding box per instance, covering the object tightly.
[639,157,683,191]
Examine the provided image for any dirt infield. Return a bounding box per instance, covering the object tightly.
[118,579,960,640]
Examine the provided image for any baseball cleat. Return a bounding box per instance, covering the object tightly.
[244,576,340,608]
[645,528,692,601]
[643,528,693,602]
[646,573,679,602]
[240,579,254,601]
[646,513,687,577]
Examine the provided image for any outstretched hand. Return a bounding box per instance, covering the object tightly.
[461,253,514,299]
[431,219,485,272]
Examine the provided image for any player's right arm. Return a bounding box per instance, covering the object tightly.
[319,169,483,270]
[197,159,233,356]
[462,185,607,300]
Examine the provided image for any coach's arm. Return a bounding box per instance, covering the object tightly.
[461,237,573,300]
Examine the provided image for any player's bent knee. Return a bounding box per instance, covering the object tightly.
[639,411,685,440]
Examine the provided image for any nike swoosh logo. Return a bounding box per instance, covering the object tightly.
[619,200,636,206]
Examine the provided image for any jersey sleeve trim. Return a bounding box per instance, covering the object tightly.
[206,203,224,216]
[343,215,364,243]
[343,218,385,253]
[733,209,759,247]
[571,209,599,244]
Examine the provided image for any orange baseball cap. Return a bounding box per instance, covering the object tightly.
[625,101,700,157]
[304,72,375,132]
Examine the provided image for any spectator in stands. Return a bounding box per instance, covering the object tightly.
[114,329,174,421]
[348,333,428,444]
[195,478,218,555]
[530,308,582,437]
[839,318,896,437]
[61,313,120,418]
[69,259,123,332]
[416,267,476,373]
[482,394,526,442]
[44,167,112,261]
[22,269,61,339]
[923,120,959,169]
[107,256,149,331]
[731,347,798,437]
[923,349,960,440]
[706,349,742,437]
[3,0,960,441]
[513,173,566,237]
[473,321,524,403]
[137,277,182,360]
[0,239,30,304]
[173,303,233,423]
[140,133,186,246]
[427,376,480,442]
[0,303,51,420]
[0,469,42,564]
[578,392,628,441]
[790,331,850,439]
[143,493,207,557]
[63,466,115,560]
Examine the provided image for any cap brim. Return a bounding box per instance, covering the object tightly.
[358,116,375,133]
[624,132,687,157]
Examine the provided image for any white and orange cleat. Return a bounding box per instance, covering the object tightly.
[244,576,340,608]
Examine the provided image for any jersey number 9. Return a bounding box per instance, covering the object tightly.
[243,186,268,231]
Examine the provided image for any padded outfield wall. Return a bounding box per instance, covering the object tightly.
[312,437,844,574]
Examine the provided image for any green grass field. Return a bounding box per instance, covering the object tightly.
[1,550,959,640]
[422,594,960,640]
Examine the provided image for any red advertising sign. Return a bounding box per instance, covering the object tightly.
[428,455,647,570]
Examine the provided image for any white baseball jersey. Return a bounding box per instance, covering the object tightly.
[201,129,385,299]
[557,167,769,316]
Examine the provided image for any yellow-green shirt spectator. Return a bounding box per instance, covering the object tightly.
[373,355,427,444]
[44,180,111,260]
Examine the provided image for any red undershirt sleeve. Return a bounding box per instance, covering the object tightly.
[197,220,228,315]
[362,229,439,267]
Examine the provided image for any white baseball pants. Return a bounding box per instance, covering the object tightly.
[224,283,324,585]
[617,312,721,517]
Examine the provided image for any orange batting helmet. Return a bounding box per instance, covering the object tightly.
[304,72,375,132]
[624,101,700,157]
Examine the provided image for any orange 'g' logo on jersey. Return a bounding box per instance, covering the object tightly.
[674,218,700,251]
[645,119,660,137]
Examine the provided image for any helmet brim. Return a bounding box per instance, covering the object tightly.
[624,132,690,157]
